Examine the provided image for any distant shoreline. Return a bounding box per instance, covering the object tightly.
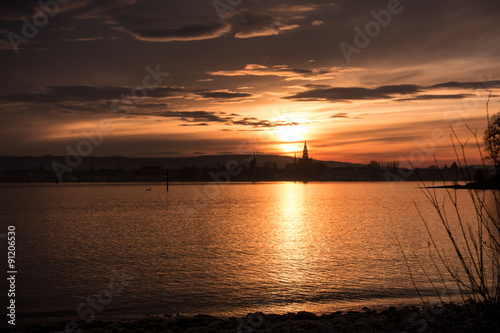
[426,181,500,190]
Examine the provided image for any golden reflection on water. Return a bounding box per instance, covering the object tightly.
[276,184,308,276]
[0,182,491,322]
[276,182,308,251]
[260,183,332,314]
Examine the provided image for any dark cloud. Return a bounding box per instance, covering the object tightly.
[330,112,363,119]
[228,3,338,38]
[179,123,209,126]
[0,85,256,118]
[114,21,230,42]
[50,85,133,101]
[429,80,500,90]
[284,80,500,103]
[1,85,131,103]
[0,1,41,20]
[208,64,360,81]
[154,111,232,123]
[232,117,275,127]
[0,85,196,105]
[194,91,252,100]
[0,0,136,20]
[228,5,319,39]
[303,84,333,89]
[145,87,187,98]
[131,110,300,129]
[375,85,421,95]
[0,1,329,44]
[232,117,300,128]
[331,112,349,118]
[396,94,475,101]
[139,110,306,128]
[284,84,421,102]
[110,3,328,42]
[50,26,76,32]
[70,0,140,19]
[61,36,104,42]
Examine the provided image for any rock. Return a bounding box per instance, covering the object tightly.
[294,311,318,320]
[207,320,223,330]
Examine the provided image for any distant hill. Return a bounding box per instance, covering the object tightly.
[0,155,364,171]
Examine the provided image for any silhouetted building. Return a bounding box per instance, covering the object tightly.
[302,141,309,160]
[300,141,313,167]
[286,141,313,171]
[284,141,315,180]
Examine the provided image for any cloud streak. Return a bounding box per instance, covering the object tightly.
[283,80,500,103]
[284,84,421,102]
[208,64,362,81]
[113,21,231,42]
[193,91,252,99]
[0,85,252,105]
[0,85,297,128]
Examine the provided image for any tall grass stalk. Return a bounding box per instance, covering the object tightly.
[413,126,500,305]
[398,112,500,331]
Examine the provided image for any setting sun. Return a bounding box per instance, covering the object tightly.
[274,119,309,152]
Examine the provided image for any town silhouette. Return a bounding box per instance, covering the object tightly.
[0,141,484,183]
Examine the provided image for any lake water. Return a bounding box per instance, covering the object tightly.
[0,181,491,326]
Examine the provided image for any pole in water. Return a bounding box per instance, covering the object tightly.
[166,168,169,192]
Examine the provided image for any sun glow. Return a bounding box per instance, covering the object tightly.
[281,143,300,153]
[274,119,308,153]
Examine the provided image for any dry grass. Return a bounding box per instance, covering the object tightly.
[398,115,500,331]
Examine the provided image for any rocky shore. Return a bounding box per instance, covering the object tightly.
[8,302,500,333]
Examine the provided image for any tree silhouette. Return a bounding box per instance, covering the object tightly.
[484,111,500,175]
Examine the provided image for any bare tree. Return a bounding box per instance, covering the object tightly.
[483,94,500,177]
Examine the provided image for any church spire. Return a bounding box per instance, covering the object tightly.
[302,141,309,160]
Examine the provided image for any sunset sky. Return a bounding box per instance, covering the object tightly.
[1,0,500,165]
